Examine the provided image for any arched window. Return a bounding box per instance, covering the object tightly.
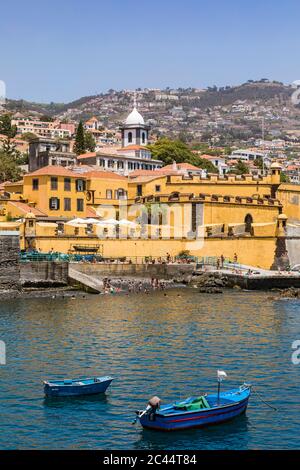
[128,132,133,143]
[142,132,145,144]
[244,214,253,233]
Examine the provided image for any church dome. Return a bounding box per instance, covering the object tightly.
[124,107,144,126]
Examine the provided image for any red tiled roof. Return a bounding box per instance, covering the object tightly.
[25,165,83,178]
[200,154,224,161]
[84,170,127,181]
[163,163,201,170]
[77,152,97,160]
[7,201,47,216]
[117,145,146,151]
[86,206,99,218]
[3,179,24,186]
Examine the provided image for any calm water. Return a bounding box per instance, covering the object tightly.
[0,288,299,450]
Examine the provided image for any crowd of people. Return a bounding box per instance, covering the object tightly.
[102,277,169,295]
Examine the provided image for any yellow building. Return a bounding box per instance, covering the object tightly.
[0,159,296,269]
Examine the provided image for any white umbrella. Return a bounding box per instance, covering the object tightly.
[118,219,137,227]
[96,219,117,226]
[85,218,100,224]
[66,218,86,225]
[104,218,119,225]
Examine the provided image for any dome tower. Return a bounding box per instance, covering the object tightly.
[120,94,150,148]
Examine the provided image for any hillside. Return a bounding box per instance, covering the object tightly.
[4,80,300,142]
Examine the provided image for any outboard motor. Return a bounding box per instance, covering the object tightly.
[133,396,162,424]
[147,396,161,421]
[148,396,161,412]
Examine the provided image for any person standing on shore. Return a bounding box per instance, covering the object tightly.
[220,255,224,268]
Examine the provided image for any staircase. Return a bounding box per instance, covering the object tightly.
[68,265,103,293]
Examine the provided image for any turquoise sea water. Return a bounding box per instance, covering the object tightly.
[0,288,299,449]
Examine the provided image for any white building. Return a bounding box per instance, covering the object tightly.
[77,104,163,175]
[229,149,265,162]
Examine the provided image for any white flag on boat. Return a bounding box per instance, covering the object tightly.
[217,370,227,381]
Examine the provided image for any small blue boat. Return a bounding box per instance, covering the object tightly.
[44,376,114,397]
[135,372,251,431]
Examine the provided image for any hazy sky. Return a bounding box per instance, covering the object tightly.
[1,0,300,102]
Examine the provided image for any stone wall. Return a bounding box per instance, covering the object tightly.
[68,262,195,282]
[20,261,69,287]
[0,232,21,290]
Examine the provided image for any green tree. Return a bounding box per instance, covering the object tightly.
[191,156,218,173]
[254,156,263,169]
[231,159,249,175]
[147,138,195,165]
[147,138,218,172]
[73,121,86,155]
[84,131,96,152]
[0,114,17,138]
[0,149,22,182]
[280,172,290,183]
[21,132,38,141]
[0,136,22,160]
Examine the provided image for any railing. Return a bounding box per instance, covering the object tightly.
[19,252,198,264]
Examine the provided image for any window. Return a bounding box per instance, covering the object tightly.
[49,197,60,210]
[137,185,142,196]
[106,189,112,199]
[155,185,161,192]
[115,188,127,200]
[142,132,145,144]
[64,178,71,191]
[32,178,39,190]
[77,198,84,212]
[51,177,58,190]
[64,198,71,211]
[128,131,132,143]
[76,179,86,192]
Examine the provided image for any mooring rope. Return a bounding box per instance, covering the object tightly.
[252,386,278,411]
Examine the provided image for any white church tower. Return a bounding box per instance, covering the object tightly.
[120,94,150,148]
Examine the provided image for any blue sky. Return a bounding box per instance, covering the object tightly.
[1,0,300,102]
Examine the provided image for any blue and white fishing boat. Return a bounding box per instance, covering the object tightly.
[134,371,251,431]
[44,376,114,397]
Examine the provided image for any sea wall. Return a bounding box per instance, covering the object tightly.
[68,262,195,282]
[20,261,69,287]
[0,232,21,291]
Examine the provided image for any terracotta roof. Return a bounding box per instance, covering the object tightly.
[7,201,47,216]
[86,206,99,218]
[200,154,219,160]
[25,165,83,178]
[85,117,99,123]
[84,170,127,181]
[163,163,201,170]
[117,145,147,151]
[3,179,24,186]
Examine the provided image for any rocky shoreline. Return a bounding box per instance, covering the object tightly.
[191,272,229,293]
[0,286,88,300]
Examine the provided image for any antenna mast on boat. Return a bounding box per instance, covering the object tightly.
[217,370,227,404]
